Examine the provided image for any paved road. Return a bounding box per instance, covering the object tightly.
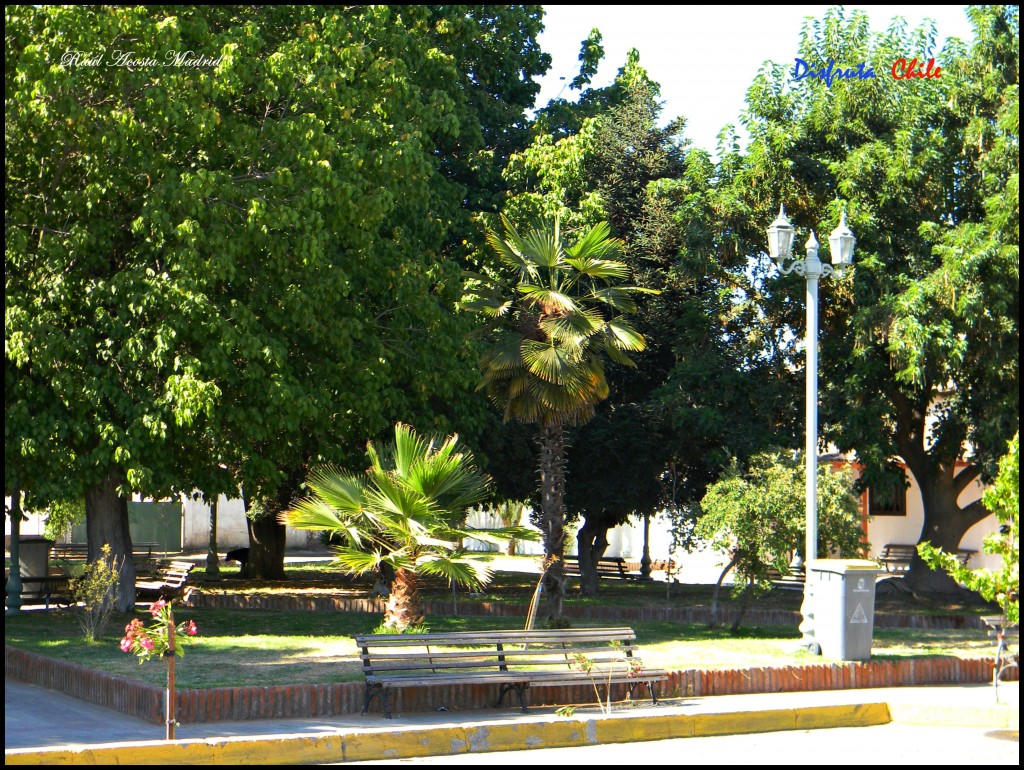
[350,723,1019,765]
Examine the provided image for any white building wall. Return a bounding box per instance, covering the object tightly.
[858,466,1000,572]
[180,493,323,552]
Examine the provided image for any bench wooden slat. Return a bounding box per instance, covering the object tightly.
[362,644,641,663]
[361,628,637,645]
[136,561,194,601]
[365,668,660,687]
[563,557,637,580]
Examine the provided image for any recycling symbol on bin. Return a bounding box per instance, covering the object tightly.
[850,603,869,624]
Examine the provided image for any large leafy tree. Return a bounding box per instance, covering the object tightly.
[5,5,549,598]
[283,423,521,631]
[920,432,1019,623]
[727,6,1019,594]
[464,216,648,620]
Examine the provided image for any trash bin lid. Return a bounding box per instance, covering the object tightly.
[806,558,882,574]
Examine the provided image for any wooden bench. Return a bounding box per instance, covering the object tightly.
[765,565,806,590]
[624,559,677,576]
[52,542,163,572]
[5,575,73,610]
[564,556,637,581]
[135,560,195,601]
[355,627,668,718]
[877,544,916,573]
[878,544,976,573]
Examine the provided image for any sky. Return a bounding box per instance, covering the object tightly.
[533,5,976,155]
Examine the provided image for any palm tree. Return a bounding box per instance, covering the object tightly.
[464,215,649,621]
[282,423,525,631]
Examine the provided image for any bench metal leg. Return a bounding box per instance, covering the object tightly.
[495,683,528,713]
[993,637,1019,704]
[363,682,394,719]
[627,680,659,706]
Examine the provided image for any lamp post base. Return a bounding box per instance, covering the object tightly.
[798,579,821,655]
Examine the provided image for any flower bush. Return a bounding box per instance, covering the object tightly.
[120,598,198,663]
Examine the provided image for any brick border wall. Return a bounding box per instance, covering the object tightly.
[189,591,987,630]
[6,644,1012,726]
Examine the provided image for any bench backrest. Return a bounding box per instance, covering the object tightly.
[355,627,640,678]
[53,542,162,559]
[879,544,916,559]
[564,557,630,577]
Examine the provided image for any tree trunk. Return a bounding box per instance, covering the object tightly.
[84,473,136,612]
[538,422,568,623]
[243,509,287,580]
[709,553,740,629]
[729,575,756,633]
[576,516,611,597]
[904,461,991,595]
[386,567,424,631]
[205,497,220,578]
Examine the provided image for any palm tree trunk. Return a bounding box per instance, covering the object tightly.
[386,567,425,632]
[539,422,568,623]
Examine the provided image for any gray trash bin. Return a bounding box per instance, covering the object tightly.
[806,559,882,661]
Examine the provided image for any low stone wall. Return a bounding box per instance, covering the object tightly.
[6,644,1012,727]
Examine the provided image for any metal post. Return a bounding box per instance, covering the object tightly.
[799,233,822,651]
[640,512,652,580]
[6,478,23,616]
[767,207,854,656]
[166,606,177,740]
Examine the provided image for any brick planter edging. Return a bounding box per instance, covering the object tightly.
[6,644,1013,726]
[189,591,988,631]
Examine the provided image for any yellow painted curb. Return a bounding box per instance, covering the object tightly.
[3,703,894,765]
[888,703,1020,729]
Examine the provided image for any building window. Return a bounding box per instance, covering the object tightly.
[868,475,907,517]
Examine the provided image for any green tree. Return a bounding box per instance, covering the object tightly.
[5,6,549,589]
[696,451,866,631]
[724,7,1018,594]
[464,215,648,621]
[283,423,525,631]
[515,52,795,594]
[919,432,1019,624]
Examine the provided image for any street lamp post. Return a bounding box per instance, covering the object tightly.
[766,205,855,652]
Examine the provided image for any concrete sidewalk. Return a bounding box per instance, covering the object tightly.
[5,679,1017,765]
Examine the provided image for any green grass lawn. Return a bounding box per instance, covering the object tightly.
[200,557,998,617]
[4,603,998,690]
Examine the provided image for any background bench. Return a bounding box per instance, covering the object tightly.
[52,542,163,573]
[135,560,195,601]
[765,565,806,590]
[878,543,976,573]
[564,556,637,581]
[5,575,72,609]
[355,626,667,718]
[877,544,916,573]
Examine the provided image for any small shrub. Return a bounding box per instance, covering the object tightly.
[70,544,121,642]
[373,620,430,635]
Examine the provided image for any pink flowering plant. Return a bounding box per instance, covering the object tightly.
[120,597,198,663]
